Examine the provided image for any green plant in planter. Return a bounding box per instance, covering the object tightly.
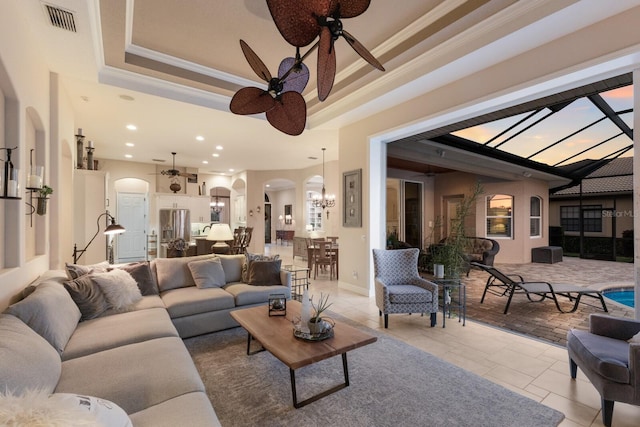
[431,182,483,279]
[36,185,53,215]
[308,293,333,333]
[38,185,53,198]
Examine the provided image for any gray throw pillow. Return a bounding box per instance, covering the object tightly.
[4,281,81,354]
[64,274,111,321]
[248,259,282,286]
[65,261,109,280]
[111,261,158,296]
[188,258,226,288]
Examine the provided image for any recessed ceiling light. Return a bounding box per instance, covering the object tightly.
[125,142,134,147]
[215,145,223,150]
[124,154,133,158]
[119,94,135,101]
[212,153,220,158]
[266,184,270,187]
[126,124,137,131]
[228,168,234,172]
[196,136,205,141]
[202,160,208,164]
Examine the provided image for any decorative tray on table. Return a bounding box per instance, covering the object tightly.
[292,318,335,342]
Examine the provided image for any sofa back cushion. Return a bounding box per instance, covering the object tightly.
[153,254,216,292]
[217,254,245,283]
[4,281,81,354]
[0,314,62,394]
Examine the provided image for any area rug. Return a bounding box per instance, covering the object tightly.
[184,321,564,427]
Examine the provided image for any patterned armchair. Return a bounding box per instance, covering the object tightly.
[372,248,438,328]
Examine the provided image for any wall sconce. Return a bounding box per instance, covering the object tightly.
[249,209,254,217]
[256,206,261,213]
[285,214,292,224]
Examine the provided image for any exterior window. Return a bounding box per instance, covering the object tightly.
[530,196,542,237]
[486,194,513,238]
[560,205,602,232]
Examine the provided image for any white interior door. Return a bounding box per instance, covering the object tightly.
[117,192,148,262]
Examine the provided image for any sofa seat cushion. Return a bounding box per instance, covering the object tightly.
[56,337,205,415]
[161,287,235,318]
[62,308,178,361]
[129,392,220,427]
[567,329,630,384]
[0,314,62,395]
[387,285,434,304]
[223,282,291,306]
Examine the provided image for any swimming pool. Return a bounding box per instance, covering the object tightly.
[603,288,635,308]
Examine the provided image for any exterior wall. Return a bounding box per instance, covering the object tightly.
[549,195,634,238]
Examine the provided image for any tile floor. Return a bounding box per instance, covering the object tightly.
[265,243,640,427]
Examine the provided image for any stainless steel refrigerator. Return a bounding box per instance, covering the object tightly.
[159,209,191,243]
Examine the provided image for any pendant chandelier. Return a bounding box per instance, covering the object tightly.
[210,189,225,213]
[312,148,335,210]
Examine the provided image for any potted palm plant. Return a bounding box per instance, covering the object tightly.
[36,185,53,215]
[308,293,333,334]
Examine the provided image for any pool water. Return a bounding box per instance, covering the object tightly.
[603,289,635,308]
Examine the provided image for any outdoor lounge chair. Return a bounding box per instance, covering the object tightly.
[471,261,609,314]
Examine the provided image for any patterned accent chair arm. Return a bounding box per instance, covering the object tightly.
[409,276,438,301]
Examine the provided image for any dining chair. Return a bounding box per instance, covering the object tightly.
[313,241,337,280]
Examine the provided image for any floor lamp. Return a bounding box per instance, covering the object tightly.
[207,223,233,254]
[73,211,126,263]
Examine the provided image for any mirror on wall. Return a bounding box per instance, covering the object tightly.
[284,204,292,224]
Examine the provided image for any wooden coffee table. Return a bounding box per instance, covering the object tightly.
[230,300,377,408]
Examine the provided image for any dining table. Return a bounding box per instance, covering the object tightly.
[306,243,339,279]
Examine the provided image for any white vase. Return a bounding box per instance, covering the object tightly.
[434,264,445,279]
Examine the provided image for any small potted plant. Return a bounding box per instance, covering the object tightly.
[36,185,53,215]
[308,293,333,334]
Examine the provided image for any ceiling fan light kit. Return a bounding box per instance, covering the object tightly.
[230,0,385,135]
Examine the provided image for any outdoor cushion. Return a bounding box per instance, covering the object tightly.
[567,329,630,384]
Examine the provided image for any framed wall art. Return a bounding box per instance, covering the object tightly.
[343,169,362,227]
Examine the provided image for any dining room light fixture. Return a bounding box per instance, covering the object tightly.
[210,189,225,213]
[312,147,335,210]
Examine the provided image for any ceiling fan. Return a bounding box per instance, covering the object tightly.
[158,152,196,179]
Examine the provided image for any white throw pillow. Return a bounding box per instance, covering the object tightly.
[0,389,132,427]
[92,269,142,311]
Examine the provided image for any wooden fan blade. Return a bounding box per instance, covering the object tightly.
[266,0,323,47]
[317,27,336,101]
[230,87,276,115]
[278,57,310,93]
[336,0,371,18]
[239,40,272,82]
[342,30,385,71]
[266,92,307,136]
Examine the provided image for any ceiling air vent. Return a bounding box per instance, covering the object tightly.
[42,3,76,32]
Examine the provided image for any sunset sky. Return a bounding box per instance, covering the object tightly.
[453,85,634,167]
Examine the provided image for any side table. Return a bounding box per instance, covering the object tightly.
[282,265,309,301]
[423,275,466,327]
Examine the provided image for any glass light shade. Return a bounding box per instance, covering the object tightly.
[206,223,233,242]
[26,165,44,190]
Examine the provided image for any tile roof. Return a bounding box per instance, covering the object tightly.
[552,157,633,196]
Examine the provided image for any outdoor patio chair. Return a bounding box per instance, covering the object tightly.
[567,314,640,427]
[471,261,608,314]
[372,248,438,328]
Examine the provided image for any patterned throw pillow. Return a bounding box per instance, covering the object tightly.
[241,253,280,283]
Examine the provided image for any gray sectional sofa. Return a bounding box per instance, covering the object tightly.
[0,253,291,426]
